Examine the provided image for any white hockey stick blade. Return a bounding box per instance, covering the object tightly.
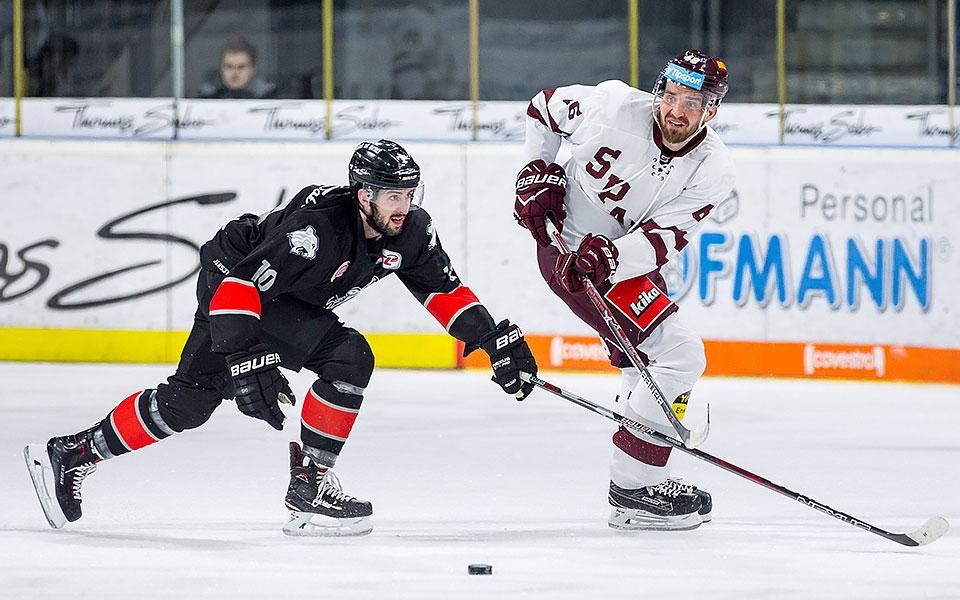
[684,420,710,449]
[905,517,949,546]
[282,512,373,537]
[23,444,67,529]
[680,404,710,449]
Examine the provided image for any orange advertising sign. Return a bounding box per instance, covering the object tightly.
[460,335,959,383]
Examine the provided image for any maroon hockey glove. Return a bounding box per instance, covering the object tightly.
[554,233,619,295]
[226,344,296,431]
[464,320,537,400]
[514,159,567,247]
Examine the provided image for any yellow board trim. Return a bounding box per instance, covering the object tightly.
[0,328,190,363]
[366,333,457,369]
[3,329,957,384]
[0,328,457,368]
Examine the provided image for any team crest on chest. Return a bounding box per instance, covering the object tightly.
[287,225,319,259]
[378,249,402,270]
[331,260,351,281]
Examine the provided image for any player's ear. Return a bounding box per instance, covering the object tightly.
[357,188,370,210]
[702,106,719,124]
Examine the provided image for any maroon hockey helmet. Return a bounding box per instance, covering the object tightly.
[653,49,729,111]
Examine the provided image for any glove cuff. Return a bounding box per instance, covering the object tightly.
[463,319,514,358]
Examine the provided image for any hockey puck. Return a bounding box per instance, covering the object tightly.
[468,564,492,575]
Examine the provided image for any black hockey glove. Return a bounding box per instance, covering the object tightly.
[226,344,296,431]
[464,320,537,400]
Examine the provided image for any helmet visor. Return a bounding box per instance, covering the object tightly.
[362,181,425,212]
[652,70,720,113]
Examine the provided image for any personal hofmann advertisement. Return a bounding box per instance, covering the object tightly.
[0,140,957,381]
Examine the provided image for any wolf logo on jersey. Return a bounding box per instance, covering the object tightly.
[287,226,319,259]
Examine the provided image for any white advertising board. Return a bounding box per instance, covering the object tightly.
[167,99,528,142]
[0,99,15,137]
[20,98,178,139]
[661,147,957,347]
[0,140,957,350]
[0,140,464,336]
[9,98,960,147]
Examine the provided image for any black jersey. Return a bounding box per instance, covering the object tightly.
[199,184,495,355]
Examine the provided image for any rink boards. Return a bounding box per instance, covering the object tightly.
[0,139,957,383]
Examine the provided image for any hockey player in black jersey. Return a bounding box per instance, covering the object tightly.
[24,139,537,536]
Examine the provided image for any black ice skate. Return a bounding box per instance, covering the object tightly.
[282,442,373,537]
[667,478,713,523]
[608,479,703,531]
[24,431,102,529]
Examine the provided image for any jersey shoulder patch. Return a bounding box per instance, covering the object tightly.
[287,225,319,259]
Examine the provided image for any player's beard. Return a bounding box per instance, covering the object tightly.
[365,203,406,237]
[656,109,699,145]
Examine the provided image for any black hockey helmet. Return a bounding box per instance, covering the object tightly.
[348,139,424,209]
[653,49,729,111]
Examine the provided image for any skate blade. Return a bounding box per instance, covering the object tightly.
[23,445,67,529]
[282,512,373,537]
[607,507,702,532]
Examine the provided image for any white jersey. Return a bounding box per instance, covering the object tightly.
[524,79,736,282]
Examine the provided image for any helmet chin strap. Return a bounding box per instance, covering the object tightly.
[692,109,709,136]
[690,99,723,138]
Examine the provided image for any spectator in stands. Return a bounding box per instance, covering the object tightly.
[198,37,277,99]
[389,5,457,100]
[28,34,80,97]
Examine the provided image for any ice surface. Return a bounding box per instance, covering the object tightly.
[1,363,958,599]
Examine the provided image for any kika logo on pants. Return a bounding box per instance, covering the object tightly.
[629,287,663,318]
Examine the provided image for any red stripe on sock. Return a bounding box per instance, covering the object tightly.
[301,388,358,440]
[612,426,672,467]
[111,391,158,451]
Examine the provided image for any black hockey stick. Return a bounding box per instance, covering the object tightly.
[521,372,949,547]
[544,218,708,448]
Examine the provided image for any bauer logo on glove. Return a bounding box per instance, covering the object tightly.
[464,320,538,400]
[494,327,523,351]
[226,344,296,431]
[516,171,566,192]
[514,160,568,247]
[229,351,281,377]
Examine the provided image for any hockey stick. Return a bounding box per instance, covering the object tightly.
[544,218,708,448]
[521,372,949,547]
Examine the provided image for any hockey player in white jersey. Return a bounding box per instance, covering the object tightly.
[515,50,735,531]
